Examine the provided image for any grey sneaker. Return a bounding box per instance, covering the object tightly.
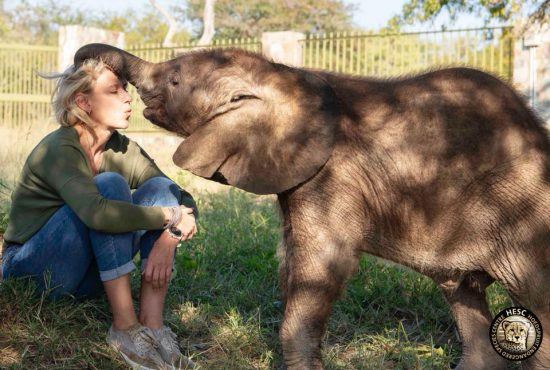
[107,323,169,370]
[152,326,197,369]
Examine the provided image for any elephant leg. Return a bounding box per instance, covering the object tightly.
[520,313,550,370]
[437,271,508,370]
[278,237,358,370]
[521,313,550,370]
[496,286,550,370]
[499,271,550,369]
[515,271,550,369]
[487,237,550,370]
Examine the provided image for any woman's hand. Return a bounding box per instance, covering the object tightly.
[175,209,198,241]
[144,206,197,289]
[161,205,191,225]
[143,231,178,289]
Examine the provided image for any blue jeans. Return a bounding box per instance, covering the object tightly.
[1,172,180,299]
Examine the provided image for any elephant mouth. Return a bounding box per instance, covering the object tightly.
[140,90,168,126]
[143,106,171,129]
[210,170,229,184]
[207,154,234,185]
[143,106,160,122]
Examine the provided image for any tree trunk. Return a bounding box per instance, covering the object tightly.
[149,0,178,47]
[197,0,216,46]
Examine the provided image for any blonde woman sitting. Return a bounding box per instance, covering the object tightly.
[1,59,197,370]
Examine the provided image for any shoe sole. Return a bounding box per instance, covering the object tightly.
[161,357,197,370]
[172,359,198,370]
[110,342,169,370]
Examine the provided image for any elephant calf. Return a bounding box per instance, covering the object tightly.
[75,44,550,369]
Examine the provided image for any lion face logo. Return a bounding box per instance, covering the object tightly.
[501,320,530,352]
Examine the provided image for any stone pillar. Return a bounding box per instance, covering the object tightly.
[513,21,550,125]
[58,25,125,71]
[261,31,305,67]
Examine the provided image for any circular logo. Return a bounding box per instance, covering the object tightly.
[490,306,543,360]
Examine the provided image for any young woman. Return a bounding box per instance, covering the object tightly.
[1,59,197,369]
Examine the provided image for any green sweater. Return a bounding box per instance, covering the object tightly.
[3,125,196,249]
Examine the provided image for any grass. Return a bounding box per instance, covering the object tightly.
[0,124,514,369]
[0,187,515,369]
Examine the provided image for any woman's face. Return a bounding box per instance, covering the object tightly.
[86,68,132,130]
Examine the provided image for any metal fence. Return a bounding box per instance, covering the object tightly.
[126,37,261,131]
[0,28,515,131]
[0,38,261,131]
[0,43,58,128]
[301,26,514,81]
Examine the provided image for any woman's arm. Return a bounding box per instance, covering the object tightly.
[34,144,166,233]
[133,142,199,219]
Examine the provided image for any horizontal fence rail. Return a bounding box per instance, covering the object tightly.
[301,27,514,81]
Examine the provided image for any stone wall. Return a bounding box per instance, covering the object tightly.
[261,31,305,66]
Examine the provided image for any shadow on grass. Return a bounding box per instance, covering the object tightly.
[0,188,513,369]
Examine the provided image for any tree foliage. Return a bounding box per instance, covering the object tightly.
[91,8,191,46]
[525,0,549,26]
[389,0,547,28]
[0,0,190,45]
[0,0,10,39]
[5,0,87,44]
[0,0,358,45]
[180,0,357,38]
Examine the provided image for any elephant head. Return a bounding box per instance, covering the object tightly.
[74,44,340,194]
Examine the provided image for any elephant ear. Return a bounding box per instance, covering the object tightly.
[173,70,339,195]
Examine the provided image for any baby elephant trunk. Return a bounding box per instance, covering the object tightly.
[73,43,155,90]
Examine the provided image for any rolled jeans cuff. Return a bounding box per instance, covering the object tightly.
[99,260,136,282]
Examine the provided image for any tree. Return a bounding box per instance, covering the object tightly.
[0,0,10,39]
[525,0,549,27]
[197,0,216,45]
[180,0,357,39]
[89,8,191,46]
[149,0,179,47]
[389,0,548,29]
[3,0,87,45]
[0,0,191,46]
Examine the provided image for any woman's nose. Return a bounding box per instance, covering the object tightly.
[122,89,132,103]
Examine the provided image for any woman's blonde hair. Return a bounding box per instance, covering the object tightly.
[39,59,113,130]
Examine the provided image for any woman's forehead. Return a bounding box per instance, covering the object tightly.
[97,68,125,86]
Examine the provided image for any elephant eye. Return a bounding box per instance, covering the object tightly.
[169,74,180,86]
[230,94,256,103]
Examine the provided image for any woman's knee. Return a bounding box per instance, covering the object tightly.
[140,176,178,193]
[133,176,180,206]
[94,172,131,202]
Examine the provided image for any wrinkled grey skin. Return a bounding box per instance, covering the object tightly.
[75,44,550,370]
